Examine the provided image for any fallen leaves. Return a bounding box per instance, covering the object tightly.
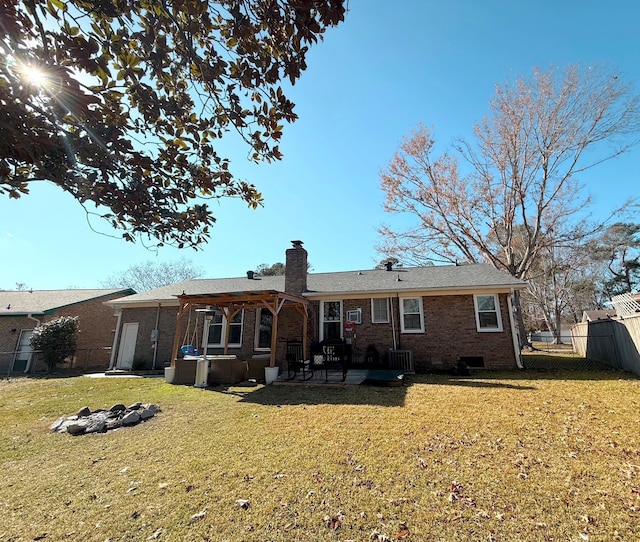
[448,480,476,508]
[189,508,207,523]
[324,512,345,531]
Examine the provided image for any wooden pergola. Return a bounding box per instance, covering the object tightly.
[170,289,309,368]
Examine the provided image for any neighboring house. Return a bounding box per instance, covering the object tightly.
[105,241,526,374]
[0,288,135,374]
[582,310,617,322]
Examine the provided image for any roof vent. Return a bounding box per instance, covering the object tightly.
[385,261,393,271]
[247,270,255,280]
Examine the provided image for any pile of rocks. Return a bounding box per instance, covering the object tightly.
[50,402,160,436]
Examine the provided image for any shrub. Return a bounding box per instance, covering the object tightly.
[30,316,79,372]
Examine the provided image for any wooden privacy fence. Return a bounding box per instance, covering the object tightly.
[571,314,640,376]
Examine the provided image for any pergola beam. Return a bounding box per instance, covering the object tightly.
[171,290,309,367]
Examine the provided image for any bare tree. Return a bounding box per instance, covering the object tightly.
[102,258,202,292]
[378,65,640,347]
[523,245,584,343]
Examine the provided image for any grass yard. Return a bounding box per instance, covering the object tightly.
[1,369,640,541]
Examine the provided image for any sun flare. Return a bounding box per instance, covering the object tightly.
[20,64,49,88]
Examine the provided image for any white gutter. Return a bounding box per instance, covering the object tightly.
[108,307,123,370]
[507,292,524,369]
[25,314,41,373]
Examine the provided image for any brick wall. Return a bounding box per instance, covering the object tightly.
[115,292,518,371]
[117,305,309,367]
[0,291,132,374]
[306,294,517,371]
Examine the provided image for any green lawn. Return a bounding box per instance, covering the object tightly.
[1,370,640,541]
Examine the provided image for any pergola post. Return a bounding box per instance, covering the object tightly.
[170,302,190,368]
[269,311,279,367]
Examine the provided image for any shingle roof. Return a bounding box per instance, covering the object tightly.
[305,264,524,295]
[0,289,135,316]
[107,263,524,306]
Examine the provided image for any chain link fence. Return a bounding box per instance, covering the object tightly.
[521,337,617,371]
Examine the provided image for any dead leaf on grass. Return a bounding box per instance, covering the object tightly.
[370,531,392,542]
[189,508,207,523]
[283,520,297,531]
[325,512,344,530]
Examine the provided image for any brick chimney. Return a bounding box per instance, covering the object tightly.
[285,240,308,296]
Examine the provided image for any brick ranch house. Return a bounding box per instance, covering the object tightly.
[0,288,135,374]
[105,241,525,377]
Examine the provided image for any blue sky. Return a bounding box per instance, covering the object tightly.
[2,0,639,290]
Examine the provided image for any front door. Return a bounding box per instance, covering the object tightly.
[117,322,139,369]
[12,330,34,373]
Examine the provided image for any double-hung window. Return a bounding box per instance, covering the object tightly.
[474,294,503,332]
[371,298,390,323]
[321,300,342,340]
[207,309,244,347]
[400,297,424,333]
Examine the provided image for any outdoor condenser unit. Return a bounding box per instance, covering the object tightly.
[388,349,414,373]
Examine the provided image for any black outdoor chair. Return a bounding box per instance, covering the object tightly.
[286,340,311,380]
[312,339,348,382]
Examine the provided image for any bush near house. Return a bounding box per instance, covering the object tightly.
[30,316,79,372]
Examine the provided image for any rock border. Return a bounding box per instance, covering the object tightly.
[50,402,160,435]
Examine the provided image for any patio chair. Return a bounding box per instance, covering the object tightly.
[286,340,311,380]
[314,339,348,382]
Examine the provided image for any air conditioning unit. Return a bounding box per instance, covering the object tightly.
[388,349,414,373]
[346,308,362,324]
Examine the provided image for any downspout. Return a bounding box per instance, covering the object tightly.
[152,303,161,370]
[26,314,41,373]
[395,294,401,350]
[507,291,524,369]
[108,307,123,370]
[389,296,397,350]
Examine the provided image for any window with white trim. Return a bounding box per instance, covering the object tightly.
[474,294,503,332]
[371,298,390,323]
[207,309,244,347]
[321,300,342,340]
[400,297,424,333]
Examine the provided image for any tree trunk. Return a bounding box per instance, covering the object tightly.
[512,290,532,350]
[553,306,563,344]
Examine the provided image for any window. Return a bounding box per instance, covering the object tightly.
[474,294,503,332]
[400,297,424,333]
[207,309,244,347]
[321,300,342,340]
[371,298,389,323]
[255,308,273,350]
